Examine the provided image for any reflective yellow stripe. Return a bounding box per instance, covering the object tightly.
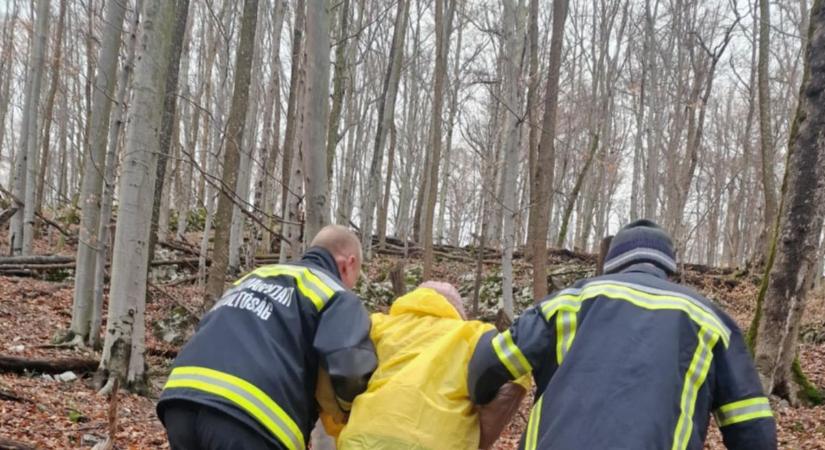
[164,366,304,450]
[715,397,773,427]
[525,395,544,450]
[491,330,533,379]
[235,264,338,311]
[671,328,719,450]
[541,281,730,347]
[555,310,577,365]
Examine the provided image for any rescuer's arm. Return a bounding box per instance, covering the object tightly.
[313,291,378,412]
[468,307,554,405]
[712,323,777,450]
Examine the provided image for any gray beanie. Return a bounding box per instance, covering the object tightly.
[603,219,677,275]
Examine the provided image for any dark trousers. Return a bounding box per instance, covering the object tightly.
[163,401,285,450]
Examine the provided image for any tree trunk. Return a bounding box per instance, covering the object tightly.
[362,0,409,256]
[421,0,448,279]
[9,0,50,255]
[302,0,331,244]
[497,0,527,320]
[527,0,569,299]
[753,0,825,402]
[148,0,190,267]
[280,0,306,258]
[69,0,127,344]
[90,0,143,350]
[325,0,350,181]
[98,0,177,394]
[757,0,779,264]
[36,0,67,215]
[204,0,259,308]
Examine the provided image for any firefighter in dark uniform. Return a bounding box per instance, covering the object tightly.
[157,225,377,449]
[468,220,777,450]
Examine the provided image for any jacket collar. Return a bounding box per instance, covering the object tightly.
[299,247,342,281]
[618,262,668,279]
[390,288,463,320]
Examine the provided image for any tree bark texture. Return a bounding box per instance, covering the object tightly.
[205,0,259,307]
[71,0,128,343]
[99,0,177,393]
[527,0,569,299]
[754,0,825,401]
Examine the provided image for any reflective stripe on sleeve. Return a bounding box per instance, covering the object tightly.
[555,310,577,365]
[164,366,305,450]
[491,330,533,379]
[235,264,341,311]
[671,327,720,450]
[524,395,544,450]
[715,397,773,427]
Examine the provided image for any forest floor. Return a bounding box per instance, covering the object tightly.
[0,230,824,449]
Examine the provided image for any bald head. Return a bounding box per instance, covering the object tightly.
[310,225,362,289]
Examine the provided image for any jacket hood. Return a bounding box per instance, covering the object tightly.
[389,288,463,320]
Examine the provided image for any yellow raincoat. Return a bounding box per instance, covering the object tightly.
[333,287,499,450]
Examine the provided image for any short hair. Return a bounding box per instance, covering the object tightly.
[309,225,363,263]
[419,281,466,319]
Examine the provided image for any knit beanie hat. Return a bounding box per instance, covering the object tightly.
[603,219,677,275]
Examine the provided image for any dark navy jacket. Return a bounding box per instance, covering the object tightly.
[157,248,377,450]
[469,264,776,450]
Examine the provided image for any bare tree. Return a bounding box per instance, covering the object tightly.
[753,0,825,402]
[205,0,259,307]
[363,0,409,256]
[421,0,449,279]
[9,0,50,255]
[98,0,178,394]
[527,0,569,299]
[68,0,129,345]
[757,0,779,263]
[302,0,331,243]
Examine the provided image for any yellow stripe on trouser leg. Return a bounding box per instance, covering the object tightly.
[671,328,719,450]
[165,366,305,450]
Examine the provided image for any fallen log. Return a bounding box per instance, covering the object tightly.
[0,257,206,272]
[0,354,98,375]
[0,255,74,265]
[0,437,39,450]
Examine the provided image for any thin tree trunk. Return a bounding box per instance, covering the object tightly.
[527,0,569,299]
[9,0,50,255]
[205,0,259,307]
[148,0,190,266]
[36,0,67,215]
[757,0,778,263]
[325,0,350,181]
[363,0,409,256]
[302,0,331,244]
[70,0,128,343]
[280,0,306,258]
[90,0,142,350]
[421,0,449,279]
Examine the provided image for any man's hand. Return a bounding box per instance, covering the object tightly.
[478,382,528,449]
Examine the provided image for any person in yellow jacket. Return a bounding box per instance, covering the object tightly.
[322,281,528,450]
